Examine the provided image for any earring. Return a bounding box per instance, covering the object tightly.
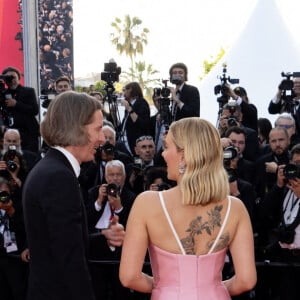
[179,162,186,174]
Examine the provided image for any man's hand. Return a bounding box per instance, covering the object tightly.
[97,184,107,206]
[5,97,17,107]
[102,215,125,247]
[265,161,278,173]
[108,194,122,211]
[21,248,30,262]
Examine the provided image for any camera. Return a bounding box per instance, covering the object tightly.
[273,223,295,244]
[100,141,115,156]
[152,79,172,126]
[40,88,57,109]
[3,145,18,172]
[283,163,300,180]
[214,63,239,106]
[106,183,120,197]
[225,100,239,127]
[94,142,115,163]
[279,71,300,112]
[0,190,10,204]
[101,61,121,83]
[223,146,238,182]
[132,157,145,172]
[157,182,171,191]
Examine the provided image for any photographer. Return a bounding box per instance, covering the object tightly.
[79,125,133,202]
[0,177,28,300]
[255,127,291,201]
[118,82,150,157]
[168,62,200,121]
[218,102,259,162]
[126,135,158,194]
[223,84,258,132]
[1,66,39,153]
[222,141,256,225]
[86,160,136,300]
[222,126,255,185]
[268,73,300,135]
[258,143,300,300]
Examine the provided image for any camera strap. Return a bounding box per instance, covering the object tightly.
[282,190,300,228]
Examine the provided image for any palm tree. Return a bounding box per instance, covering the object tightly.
[122,61,160,101]
[111,15,149,77]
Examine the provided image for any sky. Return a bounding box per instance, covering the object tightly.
[73,0,300,84]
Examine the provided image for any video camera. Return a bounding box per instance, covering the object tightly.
[152,79,172,126]
[223,146,238,182]
[101,60,121,84]
[214,63,239,106]
[279,72,300,111]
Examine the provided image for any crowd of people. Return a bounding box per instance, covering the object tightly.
[38,0,73,91]
[0,62,299,300]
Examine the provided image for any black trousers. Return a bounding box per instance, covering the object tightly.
[0,255,28,300]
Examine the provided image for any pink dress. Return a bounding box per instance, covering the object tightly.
[148,193,232,300]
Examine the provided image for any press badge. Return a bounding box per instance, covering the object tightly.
[4,231,18,253]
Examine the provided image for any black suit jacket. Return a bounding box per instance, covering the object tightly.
[86,185,136,259]
[174,83,200,121]
[5,85,39,152]
[23,148,95,300]
[119,97,150,156]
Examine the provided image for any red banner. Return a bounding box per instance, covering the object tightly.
[0,0,24,83]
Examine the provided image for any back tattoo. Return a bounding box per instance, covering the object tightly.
[180,205,229,254]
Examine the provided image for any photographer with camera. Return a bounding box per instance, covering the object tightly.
[86,160,136,300]
[0,176,28,300]
[258,143,300,300]
[2,129,37,171]
[255,126,291,203]
[1,67,39,153]
[223,84,258,132]
[268,72,300,135]
[79,125,133,202]
[118,82,150,157]
[126,135,159,195]
[218,102,259,162]
[222,131,257,226]
[168,62,200,121]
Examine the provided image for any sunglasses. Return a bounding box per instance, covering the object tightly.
[276,124,294,129]
[136,135,153,144]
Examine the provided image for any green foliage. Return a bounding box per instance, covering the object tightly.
[199,47,226,80]
[110,14,160,101]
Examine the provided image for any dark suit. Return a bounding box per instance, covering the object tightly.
[23,148,95,300]
[118,97,150,156]
[174,83,200,121]
[86,185,136,300]
[5,85,40,153]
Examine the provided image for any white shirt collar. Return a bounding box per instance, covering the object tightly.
[53,146,81,177]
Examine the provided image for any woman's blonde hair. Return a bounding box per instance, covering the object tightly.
[169,117,229,205]
[41,91,102,147]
